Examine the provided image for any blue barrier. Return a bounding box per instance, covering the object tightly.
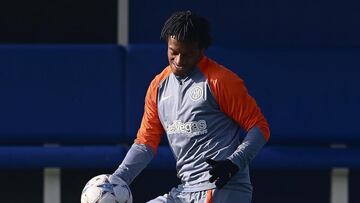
[252,146,360,169]
[0,146,127,169]
[205,47,360,145]
[0,45,126,144]
[125,45,360,145]
[0,44,360,171]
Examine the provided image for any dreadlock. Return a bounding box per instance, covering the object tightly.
[160,11,211,50]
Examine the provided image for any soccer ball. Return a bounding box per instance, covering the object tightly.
[81,174,132,203]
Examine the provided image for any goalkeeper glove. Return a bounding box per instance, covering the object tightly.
[206,158,239,189]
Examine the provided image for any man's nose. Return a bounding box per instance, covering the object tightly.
[174,54,185,65]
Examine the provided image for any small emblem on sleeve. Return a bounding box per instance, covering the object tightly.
[189,86,203,101]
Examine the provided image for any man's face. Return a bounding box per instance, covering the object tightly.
[167,36,204,78]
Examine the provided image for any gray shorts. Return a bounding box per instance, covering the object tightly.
[147,185,252,203]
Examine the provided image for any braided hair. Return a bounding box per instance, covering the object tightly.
[160,11,211,50]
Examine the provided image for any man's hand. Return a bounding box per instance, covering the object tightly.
[206,158,239,189]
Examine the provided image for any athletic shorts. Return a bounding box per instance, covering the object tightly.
[147,184,252,203]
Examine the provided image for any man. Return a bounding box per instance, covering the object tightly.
[111,10,270,203]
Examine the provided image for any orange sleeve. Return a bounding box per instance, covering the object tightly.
[198,57,270,141]
[134,67,172,152]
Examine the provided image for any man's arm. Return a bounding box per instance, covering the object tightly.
[202,62,270,188]
[227,126,267,169]
[112,143,154,185]
[111,73,168,184]
[206,126,266,189]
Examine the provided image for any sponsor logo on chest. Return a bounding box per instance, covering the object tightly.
[165,120,208,136]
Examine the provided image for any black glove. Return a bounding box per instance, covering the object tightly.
[206,158,239,189]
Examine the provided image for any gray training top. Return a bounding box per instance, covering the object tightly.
[114,56,270,192]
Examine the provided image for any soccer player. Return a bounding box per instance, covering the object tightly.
[111,10,270,203]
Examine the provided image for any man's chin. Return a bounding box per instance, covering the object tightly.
[172,71,185,78]
[171,68,185,77]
